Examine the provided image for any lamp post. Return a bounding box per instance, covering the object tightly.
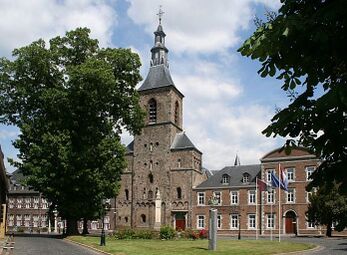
[238,213,241,240]
[100,199,110,246]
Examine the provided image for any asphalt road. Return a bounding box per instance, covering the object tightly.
[13,235,103,255]
[11,235,347,255]
[284,236,347,255]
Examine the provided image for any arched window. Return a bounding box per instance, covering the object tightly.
[149,160,153,171]
[148,98,157,123]
[125,189,129,200]
[141,214,146,223]
[174,101,179,125]
[125,217,128,223]
[177,187,182,199]
[148,173,154,184]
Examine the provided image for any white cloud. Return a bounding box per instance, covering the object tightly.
[0,130,19,140]
[170,58,282,169]
[126,0,280,54]
[0,0,117,56]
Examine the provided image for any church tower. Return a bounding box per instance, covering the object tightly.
[116,10,207,231]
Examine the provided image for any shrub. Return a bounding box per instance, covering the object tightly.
[160,225,176,240]
[199,229,208,239]
[17,227,25,233]
[135,229,156,239]
[113,228,157,240]
[182,228,199,240]
[114,228,136,239]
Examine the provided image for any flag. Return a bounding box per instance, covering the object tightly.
[271,170,288,191]
[257,178,268,192]
[270,171,280,188]
[280,168,288,191]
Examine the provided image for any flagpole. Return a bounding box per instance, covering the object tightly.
[270,187,273,241]
[278,163,281,242]
[256,177,258,240]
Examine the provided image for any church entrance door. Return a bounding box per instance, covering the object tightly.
[174,212,186,231]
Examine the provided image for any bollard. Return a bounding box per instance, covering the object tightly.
[208,208,217,251]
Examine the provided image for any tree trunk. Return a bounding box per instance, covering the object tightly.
[326,223,332,237]
[65,218,80,236]
[82,218,89,235]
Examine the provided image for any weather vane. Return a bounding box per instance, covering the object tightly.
[157,5,164,25]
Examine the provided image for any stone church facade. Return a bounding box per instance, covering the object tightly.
[115,21,207,230]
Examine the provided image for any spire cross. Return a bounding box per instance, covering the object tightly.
[157,5,164,25]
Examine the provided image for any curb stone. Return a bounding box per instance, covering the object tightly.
[276,244,324,255]
[64,238,113,255]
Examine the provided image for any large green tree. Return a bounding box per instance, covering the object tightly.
[306,183,347,236]
[239,0,347,192]
[0,28,144,235]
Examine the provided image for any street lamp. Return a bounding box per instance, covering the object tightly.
[238,214,241,240]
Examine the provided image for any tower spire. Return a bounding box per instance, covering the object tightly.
[150,6,169,67]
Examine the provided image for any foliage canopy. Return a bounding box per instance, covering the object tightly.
[239,0,347,192]
[306,183,347,236]
[0,28,144,234]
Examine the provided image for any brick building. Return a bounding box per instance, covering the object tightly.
[115,20,207,230]
[191,147,331,236]
[7,169,50,233]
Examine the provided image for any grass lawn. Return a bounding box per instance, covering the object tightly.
[68,236,315,255]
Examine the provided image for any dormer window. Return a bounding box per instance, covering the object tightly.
[148,98,157,123]
[222,174,230,185]
[242,173,250,184]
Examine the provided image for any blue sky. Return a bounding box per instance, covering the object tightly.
[0,0,288,172]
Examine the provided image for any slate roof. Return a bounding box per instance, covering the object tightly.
[196,164,261,189]
[171,132,199,152]
[138,65,175,92]
[9,169,38,194]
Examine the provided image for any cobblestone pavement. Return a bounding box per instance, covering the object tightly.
[13,235,103,255]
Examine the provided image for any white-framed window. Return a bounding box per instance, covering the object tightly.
[91,221,99,230]
[197,215,205,229]
[286,168,295,182]
[230,214,239,229]
[16,214,22,226]
[305,166,316,181]
[306,191,312,203]
[213,191,222,205]
[267,214,275,229]
[104,216,110,230]
[9,198,14,209]
[248,214,256,229]
[217,214,222,229]
[286,188,295,203]
[222,174,229,185]
[248,190,256,204]
[307,220,315,229]
[242,173,250,183]
[197,192,205,205]
[8,215,14,227]
[266,169,275,183]
[267,189,275,204]
[231,191,239,205]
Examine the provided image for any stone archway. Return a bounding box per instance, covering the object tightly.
[285,210,297,234]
